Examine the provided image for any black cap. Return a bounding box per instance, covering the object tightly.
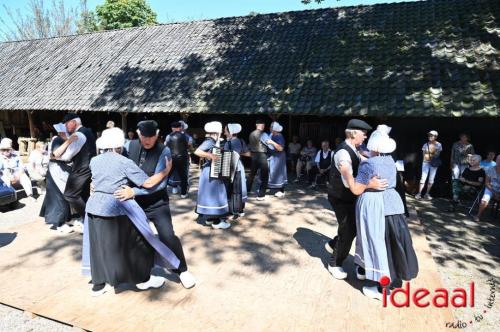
[346,119,372,131]
[170,121,182,128]
[137,120,159,137]
[255,118,265,125]
[62,113,80,123]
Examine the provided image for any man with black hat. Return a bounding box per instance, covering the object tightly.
[114,120,195,289]
[325,119,386,280]
[62,113,96,231]
[247,119,269,200]
[164,121,190,198]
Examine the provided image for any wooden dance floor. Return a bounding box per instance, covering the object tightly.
[0,187,453,331]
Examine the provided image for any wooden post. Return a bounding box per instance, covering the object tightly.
[121,112,128,132]
[288,114,293,142]
[181,113,190,122]
[26,110,35,138]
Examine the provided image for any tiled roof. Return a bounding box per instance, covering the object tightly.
[0,0,498,117]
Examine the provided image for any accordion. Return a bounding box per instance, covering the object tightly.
[209,147,240,182]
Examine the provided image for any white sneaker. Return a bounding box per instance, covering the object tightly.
[180,194,188,199]
[136,275,165,290]
[238,212,245,218]
[212,220,231,230]
[356,266,366,280]
[415,193,422,199]
[424,194,432,200]
[172,187,179,194]
[179,271,196,289]
[293,179,300,183]
[91,284,113,297]
[25,196,37,204]
[57,224,74,234]
[205,220,213,225]
[256,196,266,201]
[274,191,285,198]
[327,265,347,280]
[363,286,383,301]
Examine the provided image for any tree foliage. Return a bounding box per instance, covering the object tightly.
[96,0,158,30]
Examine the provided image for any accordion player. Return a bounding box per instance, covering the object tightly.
[209,147,240,181]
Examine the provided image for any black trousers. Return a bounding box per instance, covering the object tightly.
[247,152,269,197]
[328,195,357,267]
[64,171,91,218]
[171,155,189,195]
[143,202,188,274]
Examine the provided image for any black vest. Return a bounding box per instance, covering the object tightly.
[249,129,267,153]
[128,139,168,207]
[319,150,332,169]
[71,126,96,174]
[328,141,360,203]
[167,132,189,157]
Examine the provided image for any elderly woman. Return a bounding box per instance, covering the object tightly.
[194,121,230,229]
[415,130,442,200]
[224,123,251,218]
[340,125,418,300]
[451,133,475,184]
[266,122,287,197]
[451,154,485,206]
[39,124,74,232]
[85,127,176,296]
[0,138,34,202]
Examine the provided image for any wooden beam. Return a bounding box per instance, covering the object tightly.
[120,112,128,132]
[26,111,35,138]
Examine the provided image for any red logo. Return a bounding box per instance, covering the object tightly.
[380,276,475,308]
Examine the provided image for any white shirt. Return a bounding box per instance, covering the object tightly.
[333,140,359,188]
[59,132,86,162]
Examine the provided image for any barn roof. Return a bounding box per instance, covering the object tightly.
[0,0,498,117]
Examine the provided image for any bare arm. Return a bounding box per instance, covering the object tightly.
[53,135,77,158]
[195,148,218,161]
[142,157,172,188]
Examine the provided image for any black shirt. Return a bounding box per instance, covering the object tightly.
[462,168,485,186]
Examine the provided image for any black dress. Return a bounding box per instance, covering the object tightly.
[88,214,154,286]
[39,137,71,227]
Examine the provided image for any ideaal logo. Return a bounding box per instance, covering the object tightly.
[379,276,497,329]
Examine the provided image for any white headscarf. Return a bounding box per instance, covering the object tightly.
[204,121,222,134]
[367,124,396,154]
[270,122,283,133]
[179,120,188,131]
[53,123,67,134]
[96,128,125,150]
[227,123,242,135]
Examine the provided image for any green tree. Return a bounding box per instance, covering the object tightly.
[96,0,158,30]
[77,0,99,34]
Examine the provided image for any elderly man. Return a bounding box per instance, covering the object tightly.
[325,119,387,280]
[309,140,332,189]
[165,121,190,198]
[247,119,269,200]
[114,120,195,289]
[60,114,96,230]
[0,138,35,202]
[475,155,500,221]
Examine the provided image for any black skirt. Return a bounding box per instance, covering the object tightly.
[88,214,154,286]
[39,168,71,227]
[227,170,245,214]
[385,214,419,282]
